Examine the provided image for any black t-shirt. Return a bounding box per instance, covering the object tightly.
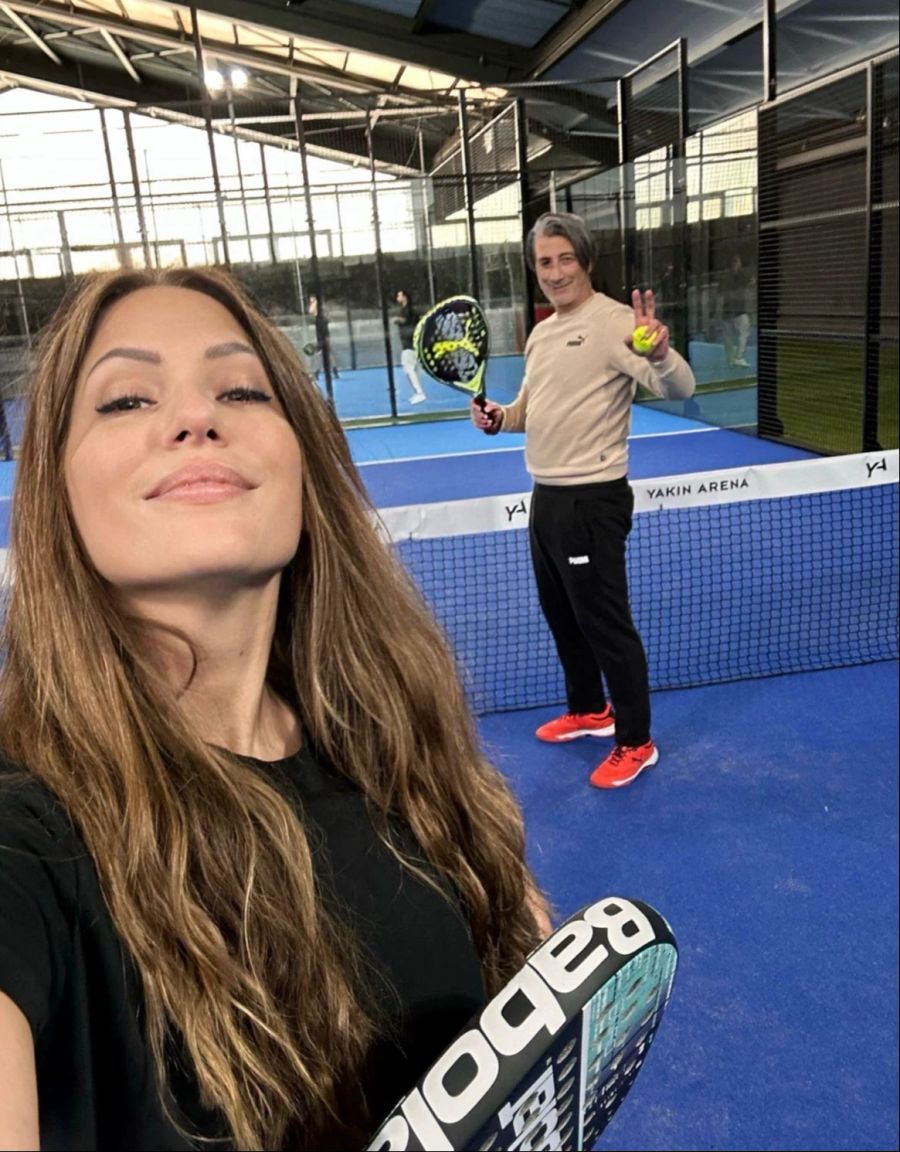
[0,747,486,1150]
[396,304,420,351]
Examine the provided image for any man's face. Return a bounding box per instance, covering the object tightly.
[533,234,593,314]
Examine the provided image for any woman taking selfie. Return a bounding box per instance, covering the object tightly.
[0,267,550,1150]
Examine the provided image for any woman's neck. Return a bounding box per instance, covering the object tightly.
[123,578,302,761]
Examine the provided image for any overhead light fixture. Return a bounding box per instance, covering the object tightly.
[204,68,225,92]
[230,68,248,90]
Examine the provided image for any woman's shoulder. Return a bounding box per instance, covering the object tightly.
[0,755,96,1044]
[0,752,84,859]
[1,751,56,806]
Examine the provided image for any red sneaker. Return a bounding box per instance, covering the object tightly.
[535,707,615,742]
[590,741,659,789]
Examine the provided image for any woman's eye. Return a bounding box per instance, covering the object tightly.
[221,387,272,403]
[95,387,272,413]
[96,394,152,414]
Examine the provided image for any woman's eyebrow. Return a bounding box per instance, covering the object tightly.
[205,341,258,360]
[85,347,161,380]
[85,341,257,381]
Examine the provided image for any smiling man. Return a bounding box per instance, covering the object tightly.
[471,212,696,789]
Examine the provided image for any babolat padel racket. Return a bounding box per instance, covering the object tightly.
[414,295,498,425]
[366,896,677,1151]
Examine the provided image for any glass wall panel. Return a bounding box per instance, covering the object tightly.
[2,22,899,452]
[776,0,898,95]
[688,24,764,133]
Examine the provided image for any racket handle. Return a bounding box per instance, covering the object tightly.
[476,393,501,435]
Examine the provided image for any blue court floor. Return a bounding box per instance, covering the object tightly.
[481,661,899,1152]
[347,402,719,463]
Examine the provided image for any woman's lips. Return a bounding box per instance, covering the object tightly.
[147,462,255,502]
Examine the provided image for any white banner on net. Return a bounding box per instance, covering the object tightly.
[375,450,900,543]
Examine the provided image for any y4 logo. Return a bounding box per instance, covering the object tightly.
[866,457,887,479]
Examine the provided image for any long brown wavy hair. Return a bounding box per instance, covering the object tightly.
[0,267,542,1149]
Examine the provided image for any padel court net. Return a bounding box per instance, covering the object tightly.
[379,452,899,715]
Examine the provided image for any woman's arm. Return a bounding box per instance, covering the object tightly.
[0,990,39,1151]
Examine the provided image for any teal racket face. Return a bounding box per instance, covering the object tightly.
[366,897,677,1152]
[413,295,489,399]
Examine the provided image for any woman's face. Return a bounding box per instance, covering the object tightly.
[64,286,303,596]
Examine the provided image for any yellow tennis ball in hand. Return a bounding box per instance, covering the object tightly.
[631,324,660,354]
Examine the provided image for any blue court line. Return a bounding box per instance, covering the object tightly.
[345,404,708,464]
[358,428,817,509]
[355,427,718,469]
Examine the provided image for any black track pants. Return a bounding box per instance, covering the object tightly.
[529,478,651,746]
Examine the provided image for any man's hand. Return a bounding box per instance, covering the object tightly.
[471,397,503,434]
[627,288,670,361]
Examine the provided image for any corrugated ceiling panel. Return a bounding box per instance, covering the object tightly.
[547,0,763,81]
[428,0,572,48]
[332,0,422,17]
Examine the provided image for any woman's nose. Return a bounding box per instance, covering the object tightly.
[175,426,219,443]
[168,393,222,445]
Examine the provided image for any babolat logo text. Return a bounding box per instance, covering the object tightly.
[367,898,657,1151]
[568,555,590,566]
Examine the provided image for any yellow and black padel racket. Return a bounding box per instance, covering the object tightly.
[414,295,497,423]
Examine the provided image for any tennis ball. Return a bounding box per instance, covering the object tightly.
[631,325,659,355]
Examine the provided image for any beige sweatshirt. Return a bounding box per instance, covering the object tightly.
[500,292,696,484]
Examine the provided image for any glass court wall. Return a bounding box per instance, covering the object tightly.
[1,0,898,457]
[0,86,529,446]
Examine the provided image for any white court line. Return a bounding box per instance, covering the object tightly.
[357,445,523,466]
[632,426,720,438]
[355,426,719,468]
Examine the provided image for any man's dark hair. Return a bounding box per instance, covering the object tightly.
[526,212,596,273]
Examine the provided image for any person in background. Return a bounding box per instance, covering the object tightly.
[0,266,551,1150]
[471,212,696,790]
[307,292,341,381]
[719,253,752,369]
[392,288,427,405]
